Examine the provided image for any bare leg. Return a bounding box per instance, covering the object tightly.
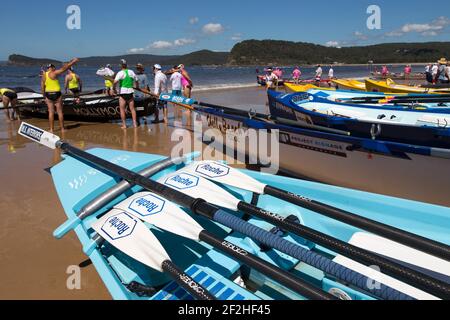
[128,99,138,127]
[11,99,19,120]
[163,106,168,124]
[119,96,127,129]
[46,99,56,132]
[55,97,65,132]
[2,97,12,121]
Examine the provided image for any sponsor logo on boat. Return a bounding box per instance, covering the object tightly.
[20,123,43,142]
[101,212,136,240]
[195,163,229,178]
[178,274,206,295]
[128,194,165,216]
[222,240,248,256]
[164,173,199,190]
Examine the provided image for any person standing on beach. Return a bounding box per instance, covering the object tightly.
[315,65,323,85]
[169,65,183,119]
[436,58,450,84]
[64,68,82,103]
[381,65,389,78]
[0,88,18,122]
[431,63,438,83]
[41,58,79,132]
[113,59,138,129]
[404,64,412,80]
[134,63,150,101]
[265,68,278,89]
[425,64,433,83]
[153,64,168,123]
[104,64,115,96]
[292,67,301,84]
[178,64,193,98]
[328,66,334,79]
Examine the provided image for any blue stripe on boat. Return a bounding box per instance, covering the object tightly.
[219,288,234,299]
[186,265,199,276]
[210,282,225,295]
[201,277,215,288]
[233,293,245,300]
[194,271,208,282]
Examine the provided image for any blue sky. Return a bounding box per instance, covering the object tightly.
[1,0,449,60]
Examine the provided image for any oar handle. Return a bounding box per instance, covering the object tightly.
[207,206,413,300]
[237,201,450,299]
[53,216,81,239]
[161,260,216,300]
[263,185,450,262]
[199,230,335,300]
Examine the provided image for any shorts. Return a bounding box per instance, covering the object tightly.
[172,90,182,96]
[70,88,80,95]
[157,100,167,109]
[45,92,62,102]
[3,91,17,100]
[120,93,134,102]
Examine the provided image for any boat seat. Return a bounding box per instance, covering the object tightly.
[329,107,366,118]
[416,115,450,127]
[150,265,260,300]
[333,232,450,300]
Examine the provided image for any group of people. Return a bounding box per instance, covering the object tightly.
[263,65,335,88]
[0,58,194,132]
[425,58,450,84]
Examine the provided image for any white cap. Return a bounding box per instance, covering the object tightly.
[153,64,162,70]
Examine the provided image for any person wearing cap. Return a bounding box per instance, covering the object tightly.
[41,58,79,132]
[177,64,193,98]
[134,63,150,101]
[153,64,168,123]
[113,59,139,129]
[64,67,82,103]
[103,64,115,96]
[0,88,18,122]
[265,68,278,89]
[436,58,449,84]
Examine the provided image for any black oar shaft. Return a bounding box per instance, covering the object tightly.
[237,201,450,299]
[161,260,216,300]
[264,185,450,262]
[199,230,335,300]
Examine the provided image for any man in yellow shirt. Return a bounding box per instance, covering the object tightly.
[41,58,79,132]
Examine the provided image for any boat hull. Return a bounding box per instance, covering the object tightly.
[198,108,450,207]
[366,78,450,94]
[18,96,157,122]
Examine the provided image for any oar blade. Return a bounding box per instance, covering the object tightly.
[114,192,203,241]
[159,93,196,106]
[158,170,240,210]
[18,122,60,149]
[92,209,170,272]
[183,160,266,194]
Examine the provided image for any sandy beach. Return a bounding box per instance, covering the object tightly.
[0,85,270,299]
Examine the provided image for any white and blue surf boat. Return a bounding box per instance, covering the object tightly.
[268,90,450,148]
[18,122,450,300]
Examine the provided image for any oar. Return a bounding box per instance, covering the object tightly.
[17,122,415,300]
[89,209,216,300]
[181,162,450,296]
[159,168,447,299]
[53,152,200,239]
[183,161,450,261]
[109,191,335,300]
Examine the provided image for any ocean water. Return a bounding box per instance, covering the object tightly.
[0,64,425,93]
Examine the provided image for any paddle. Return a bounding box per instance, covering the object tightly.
[89,209,216,300]
[18,122,415,300]
[53,152,200,239]
[109,191,335,300]
[184,161,450,261]
[159,167,448,299]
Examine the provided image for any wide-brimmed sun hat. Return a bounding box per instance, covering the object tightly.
[438,58,447,64]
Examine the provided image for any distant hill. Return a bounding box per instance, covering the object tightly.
[229,40,450,65]
[8,50,230,67]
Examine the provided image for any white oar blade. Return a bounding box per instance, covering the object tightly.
[183,161,266,194]
[92,209,169,272]
[158,171,240,210]
[114,192,203,241]
[18,122,60,149]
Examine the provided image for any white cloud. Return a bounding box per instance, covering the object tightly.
[231,33,242,41]
[385,16,450,37]
[353,31,368,40]
[189,17,199,24]
[174,38,196,46]
[150,41,174,49]
[325,41,340,48]
[127,47,146,53]
[202,23,224,34]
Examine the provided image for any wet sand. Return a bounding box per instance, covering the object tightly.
[0,86,268,299]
